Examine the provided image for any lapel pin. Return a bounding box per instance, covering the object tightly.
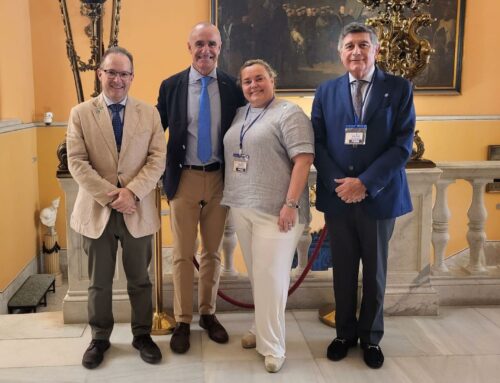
[384,93,389,98]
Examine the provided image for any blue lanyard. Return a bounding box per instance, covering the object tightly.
[239,97,275,153]
[351,69,375,125]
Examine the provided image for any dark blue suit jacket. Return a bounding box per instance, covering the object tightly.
[311,67,415,219]
[156,67,245,200]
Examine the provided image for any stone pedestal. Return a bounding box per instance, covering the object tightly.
[58,176,132,324]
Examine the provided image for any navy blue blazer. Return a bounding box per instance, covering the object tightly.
[156,67,245,200]
[311,67,415,219]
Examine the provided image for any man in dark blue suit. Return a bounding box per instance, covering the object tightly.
[156,22,245,354]
[311,22,415,369]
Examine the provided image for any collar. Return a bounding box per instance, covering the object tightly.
[102,94,128,107]
[348,65,376,84]
[189,65,218,84]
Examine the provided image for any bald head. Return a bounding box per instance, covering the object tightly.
[188,22,222,75]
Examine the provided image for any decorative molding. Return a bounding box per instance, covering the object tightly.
[417,115,500,122]
[2,114,499,136]
[0,121,67,135]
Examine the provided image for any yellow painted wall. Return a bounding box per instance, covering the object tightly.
[0,0,35,122]
[25,0,500,260]
[0,0,38,291]
[1,0,499,290]
[36,127,68,247]
[0,130,39,290]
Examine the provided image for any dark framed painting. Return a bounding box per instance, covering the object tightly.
[211,0,466,93]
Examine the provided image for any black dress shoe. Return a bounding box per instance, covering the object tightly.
[326,337,358,361]
[132,334,162,364]
[170,322,190,354]
[199,314,229,344]
[361,342,384,368]
[82,339,110,369]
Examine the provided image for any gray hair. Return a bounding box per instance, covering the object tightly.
[238,59,278,86]
[100,46,134,72]
[337,22,379,51]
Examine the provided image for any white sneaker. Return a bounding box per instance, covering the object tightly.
[241,332,256,349]
[264,355,285,373]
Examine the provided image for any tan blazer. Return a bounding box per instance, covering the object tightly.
[67,94,166,239]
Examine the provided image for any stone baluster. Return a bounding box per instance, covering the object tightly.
[431,179,455,274]
[465,178,490,274]
[221,214,238,278]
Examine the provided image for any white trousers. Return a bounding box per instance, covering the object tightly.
[231,207,304,358]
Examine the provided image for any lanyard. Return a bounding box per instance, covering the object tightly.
[352,69,375,125]
[239,97,275,153]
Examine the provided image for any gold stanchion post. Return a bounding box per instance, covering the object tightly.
[151,182,176,335]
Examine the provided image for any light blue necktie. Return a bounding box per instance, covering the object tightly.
[197,76,212,163]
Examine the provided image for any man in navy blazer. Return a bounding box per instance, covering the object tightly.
[311,22,415,369]
[156,22,245,354]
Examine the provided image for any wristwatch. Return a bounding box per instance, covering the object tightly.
[285,198,300,209]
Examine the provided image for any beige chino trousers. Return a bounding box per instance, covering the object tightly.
[169,169,227,323]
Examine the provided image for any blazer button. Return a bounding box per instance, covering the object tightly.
[182,145,186,150]
[118,171,123,175]
[179,164,183,168]
[348,165,354,171]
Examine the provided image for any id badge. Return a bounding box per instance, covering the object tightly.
[233,153,249,173]
[345,125,367,146]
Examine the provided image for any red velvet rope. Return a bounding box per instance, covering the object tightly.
[192,224,328,309]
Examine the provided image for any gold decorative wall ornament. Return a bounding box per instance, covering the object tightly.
[359,0,434,83]
[358,0,435,166]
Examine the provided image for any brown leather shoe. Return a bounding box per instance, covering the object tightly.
[82,339,110,369]
[170,322,190,354]
[199,314,229,344]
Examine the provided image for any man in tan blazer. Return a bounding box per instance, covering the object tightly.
[67,46,166,369]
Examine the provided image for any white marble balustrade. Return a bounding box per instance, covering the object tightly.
[430,161,500,307]
[58,162,500,323]
[431,162,500,276]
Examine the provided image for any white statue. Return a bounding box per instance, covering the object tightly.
[40,197,60,233]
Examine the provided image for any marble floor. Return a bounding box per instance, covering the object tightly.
[1,287,500,382]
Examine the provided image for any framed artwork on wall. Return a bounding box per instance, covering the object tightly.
[211,0,466,93]
[486,145,500,193]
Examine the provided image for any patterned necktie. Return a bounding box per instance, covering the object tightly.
[109,103,124,150]
[197,76,212,163]
[353,80,365,121]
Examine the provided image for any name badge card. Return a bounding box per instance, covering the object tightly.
[345,125,367,146]
[233,153,249,173]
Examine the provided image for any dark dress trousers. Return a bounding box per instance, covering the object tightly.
[311,67,415,344]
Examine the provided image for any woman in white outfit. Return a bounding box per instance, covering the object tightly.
[221,59,314,373]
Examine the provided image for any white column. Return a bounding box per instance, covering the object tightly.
[294,225,312,276]
[465,178,490,274]
[221,214,238,278]
[431,179,455,274]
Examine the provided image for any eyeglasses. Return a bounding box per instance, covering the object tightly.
[102,69,133,80]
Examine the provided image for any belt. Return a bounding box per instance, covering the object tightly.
[184,162,221,172]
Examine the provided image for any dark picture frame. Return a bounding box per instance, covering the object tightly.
[486,145,500,193]
[211,0,466,94]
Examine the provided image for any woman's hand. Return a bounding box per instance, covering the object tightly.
[278,205,298,232]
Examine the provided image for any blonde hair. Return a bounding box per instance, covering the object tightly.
[238,59,277,86]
